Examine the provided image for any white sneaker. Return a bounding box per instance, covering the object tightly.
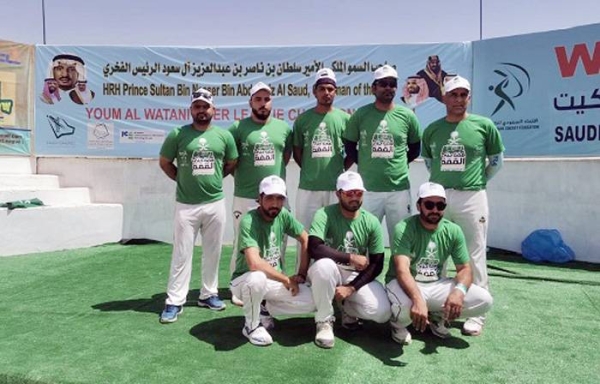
[462,317,484,336]
[315,320,335,349]
[390,322,412,345]
[429,320,451,339]
[242,325,273,346]
[260,302,275,331]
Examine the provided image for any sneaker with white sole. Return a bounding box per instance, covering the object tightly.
[242,325,273,346]
[429,320,451,339]
[390,321,412,345]
[462,317,484,336]
[315,319,335,349]
[260,301,275,331]
[197,296,226,311]
[159,304,183,324]
[341,311,362,331]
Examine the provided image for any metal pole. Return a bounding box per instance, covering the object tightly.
[479,0,483,40]
[42,0,47,44]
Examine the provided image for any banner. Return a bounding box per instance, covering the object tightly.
[35,43,472,157]
[0,40,34,155]
[472,23,600,157]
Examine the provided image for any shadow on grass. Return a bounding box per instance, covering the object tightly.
[406,324,471,355]
[91,288,233,315]
[336,321,408,367]
[189,316,247,351]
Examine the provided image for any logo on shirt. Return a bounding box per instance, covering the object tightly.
[415,241,440,282]
[371,120,394,158]
[191,138,215,175]
[264,231,281,268]
[311,122,333,158]
[440,131,466,171]
[253,131,275,166]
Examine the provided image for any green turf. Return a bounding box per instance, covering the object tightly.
[0,244,598,384]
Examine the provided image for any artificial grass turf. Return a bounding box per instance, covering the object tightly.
[0,243,598,384]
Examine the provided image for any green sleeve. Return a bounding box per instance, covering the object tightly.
[283,209,304,237]
[407,110,422,144]
[392,219,413,258]
[485,119,505,156]
[343,111,360,142]
[421,124,433,158]
[368,215,385,254]
[284,124,293,151]
[292,117,303,147]
[159,128,179,160]
[237,213,258,253]
[223,130,239,161]
[308,207,328,240]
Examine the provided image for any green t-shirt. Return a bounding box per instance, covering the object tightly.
[160,124,238,204]
[229,117,292,198]
[385,216,470,284]
[233,207,304,278]
[293,108,350,191]
[343,103,421,192]
[421,114,505,190]
[309,204,384,270]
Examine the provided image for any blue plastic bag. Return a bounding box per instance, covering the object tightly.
[521,229,575,263]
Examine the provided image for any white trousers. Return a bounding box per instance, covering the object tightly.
[386,279,493,327]
[308,258,391,323]
[444,189,489,290]
[294,188,337,272]
[165,199,226,306]
[362,190,412,245]
[230,271,316,330]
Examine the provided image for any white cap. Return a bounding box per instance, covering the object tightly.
[191,88,214,106]
[259,175,287,197]
[373,64,398,81]
[418,182,446,199]
[314,68,337,86]
[336,171,366,191]
[443,75,471,94]
[250,82,272,97]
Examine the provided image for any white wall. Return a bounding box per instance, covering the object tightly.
[37,157,599,263]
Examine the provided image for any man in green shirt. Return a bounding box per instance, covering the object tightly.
[230,176,315,346]
[293,68,350,273]
[228,82,293,304]
[385,182,493,345]
[158,88,238,323]
[421,75,504,336]
[307,171,390,349]
[343,65,421,244]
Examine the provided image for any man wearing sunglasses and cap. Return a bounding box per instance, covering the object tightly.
[421,75,504,336]
[158,88,238,323]
[292,68,351,274]
[343,64,421,247]
[230,175,315,346]
[228,82,293,305]
[385,182,493,345]
[307,171,390,349]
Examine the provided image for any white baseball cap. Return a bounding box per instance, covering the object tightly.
[373,64,398,81]
[336,171,366,191]
[259,175,287,197]
[418,182,446,199]
[250,81,272,97]
[443,75,471,94]
[191,88,214,106]
[314,68,337,86]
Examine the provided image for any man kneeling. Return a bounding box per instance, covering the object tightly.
[385,182,492,345]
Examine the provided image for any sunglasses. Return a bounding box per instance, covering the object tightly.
[341,190,364,197]
[377,80,398,88]
[422,201,447,211]
[192,90,212,100]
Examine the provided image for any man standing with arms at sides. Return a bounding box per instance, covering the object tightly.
[421,75,504,336]
[228,82,293,305]
[343,64,422,245]
[293,68,351,270]
[307,171,391,349]
[386,182,493,345]
[158,88,238,323]
[230,176,315,346]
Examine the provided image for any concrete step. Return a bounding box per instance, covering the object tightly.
[0,187,91,205]
[0,174,61,189]
[0,203,123,257]
[0,156,35,174]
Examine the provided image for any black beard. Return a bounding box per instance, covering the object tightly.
[421,212,442,225]
[252,107,270,121]
[265,207,281,218]
[340,199,361,212]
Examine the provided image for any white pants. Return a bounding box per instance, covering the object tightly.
[230,271,316,329]
[362,190,412,245]
[294,188,337,272]
[165,199,226,306]
[308,258,391,323]
[386,279,493,327]
[444,189,489,290]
